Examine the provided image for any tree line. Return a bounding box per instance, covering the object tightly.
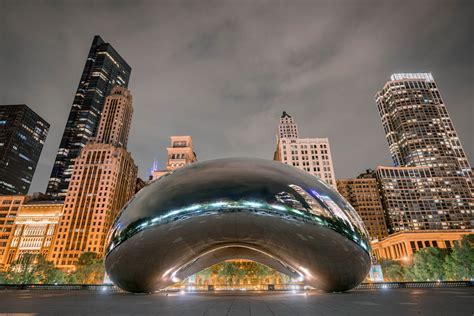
[1,234,472,285]
[379,234,474,282]
[0,252,104,284]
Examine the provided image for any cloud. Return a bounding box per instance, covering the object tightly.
[1,0,472,192]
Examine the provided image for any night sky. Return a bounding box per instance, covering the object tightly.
[1,0,473,194]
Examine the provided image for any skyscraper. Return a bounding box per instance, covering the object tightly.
[50,87,137,269]
[150,136,197,181]
[0,195,26,269]
[0,104,49,195]
[95,86,133,148]
[274,112,337,189]
[47,35,131,197]
[375,73,473,231]
[337,170,389,241]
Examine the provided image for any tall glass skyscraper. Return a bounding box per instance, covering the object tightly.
[375,73,473,231]
[46,35,131,197]
[0,104,49,195]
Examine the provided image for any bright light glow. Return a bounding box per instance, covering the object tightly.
[290,208,304,215]
[210,201,227,207]
[243,201,264,208]
[162,267,174,278]
[171,273,180,283]
[299,266,312,278]
[184,204,201,211]
[270,204,287,211]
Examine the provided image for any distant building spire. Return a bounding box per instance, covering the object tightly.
[151,157,160,174]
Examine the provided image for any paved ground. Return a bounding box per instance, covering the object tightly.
[0,288,473,315]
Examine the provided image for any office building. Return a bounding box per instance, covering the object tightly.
[95,86,133,148]
[274,112,336,189]
[47,35,131,197]
[337,171,389,241]
[0,195,26,269]
[0,105,49,195]
[375,73,473,231]
[2,198,63,268]
[150,136,197,181]
[50,87,137,270]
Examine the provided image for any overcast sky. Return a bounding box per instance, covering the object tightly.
[1,0,473,194]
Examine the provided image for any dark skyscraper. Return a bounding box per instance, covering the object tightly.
[47,35,131,196]
[0,104,49,195]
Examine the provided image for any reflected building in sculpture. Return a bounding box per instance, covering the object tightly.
[106,158,371,293]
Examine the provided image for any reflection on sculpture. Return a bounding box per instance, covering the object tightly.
[105,158,371,293]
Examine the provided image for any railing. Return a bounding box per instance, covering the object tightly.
[354,281,473,290]
[0,284,123,292]
[0,281,472,292]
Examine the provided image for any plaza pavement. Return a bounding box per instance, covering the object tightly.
[0,288,473,315]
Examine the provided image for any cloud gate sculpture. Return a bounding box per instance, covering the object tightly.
[105,158,371,293]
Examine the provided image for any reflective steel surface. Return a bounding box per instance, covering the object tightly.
[105,158,371,293]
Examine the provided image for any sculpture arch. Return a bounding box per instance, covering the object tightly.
[105,158,371,293]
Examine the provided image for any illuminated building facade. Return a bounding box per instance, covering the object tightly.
[337,171,389,241]
[47,35,131,197]
[150,136,197,181]
[2,199,63,267]
[375,73,473,231]
[0,104,49,195]
[371,230,472,261]
[274,112,336,189]
[0,195,26,270]
[50,87,137,270]
[95,86,133,148]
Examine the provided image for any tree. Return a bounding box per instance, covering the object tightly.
[71,252,104,284]
[218,262,240,285]
[411,247,445,281]
[380,259,406,281]
[444,234,474,280]
[5,253,64,284]
[0,271,6,283]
